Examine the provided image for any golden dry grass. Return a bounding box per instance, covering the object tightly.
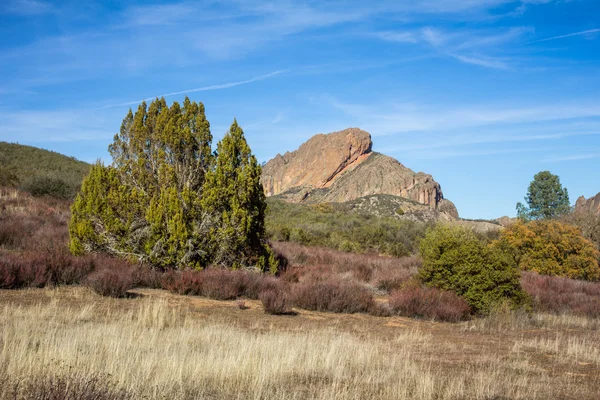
[0,287,599,399]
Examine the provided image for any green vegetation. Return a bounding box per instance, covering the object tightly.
[419,224,527,314]
[497,220,600,281]
[69,97,274,271]
[517,171,570,220]
[266,198,429,257]
[0,142,90,199]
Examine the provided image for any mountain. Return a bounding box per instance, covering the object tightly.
[261,128,458,219]
[0,142,91,198]
[576,193,600,215]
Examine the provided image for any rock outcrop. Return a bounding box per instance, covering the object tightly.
[575,193,600,215]
[261,128,457,216]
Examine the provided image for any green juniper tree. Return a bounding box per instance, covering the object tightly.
[202,119,276,271]
[516,171,570,221]
[69,98,275,271]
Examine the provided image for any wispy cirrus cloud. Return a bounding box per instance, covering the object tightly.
[1,0,52,16]
[98,70,289,109]
[543,153,600,162]
[529,28,600,43]
[323,95,600,137]
[376,26,533,69]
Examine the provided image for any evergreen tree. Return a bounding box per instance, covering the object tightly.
[516,171,570,220]
[202,120,276,271]
[69,98,274,271]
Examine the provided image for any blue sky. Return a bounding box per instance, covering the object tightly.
[1,0,599,219]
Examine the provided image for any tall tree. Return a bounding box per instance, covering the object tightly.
[202,119,275,271]
[70,98,274,271]
[516,171,570,220]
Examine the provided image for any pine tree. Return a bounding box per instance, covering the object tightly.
[202,119,276,271]
[69,98,273,270]
[516,171,570,220]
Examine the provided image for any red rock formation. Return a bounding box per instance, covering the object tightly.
[260,127,457,216]
[576,193,600,215]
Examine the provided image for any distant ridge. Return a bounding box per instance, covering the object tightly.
[0,142,90,198]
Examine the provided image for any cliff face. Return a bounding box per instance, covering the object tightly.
[260,128,458,217]
[261,128,372,197]
[576,193,600,215]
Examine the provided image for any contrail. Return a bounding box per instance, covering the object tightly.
[529,28,600,44]
[98,69,289,109]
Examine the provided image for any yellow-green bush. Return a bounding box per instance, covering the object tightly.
[495,220,600,281]
[419,224,527,314]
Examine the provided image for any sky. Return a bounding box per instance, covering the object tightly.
[1,0,599,219]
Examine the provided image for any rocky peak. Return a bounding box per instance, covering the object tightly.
[261,128,372,196]
[260,128,457,216]
[575,193,600,215]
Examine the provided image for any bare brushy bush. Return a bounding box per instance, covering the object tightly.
[85,257,136,298]
[260,285,293,315]
[389,286,472,322]
[521,271,600,318]
[291,279,375,314]
[1,372,135,400]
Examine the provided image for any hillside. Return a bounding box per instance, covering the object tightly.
[261,128,458,219]
[0,142,90,199]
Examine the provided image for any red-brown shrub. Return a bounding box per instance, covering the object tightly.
[272,241,420,290]
[243,273,279,299]
[0,250,95,289]
[133,265,163,289]
[291,279,375,313]
[389,286,471,322]
[161,270,204,295]
[521,271,600,318]
[260,285,293,315]
[86,267,135,298]
[372,268,413,292]
[84,256,138,298]
[201,269,246,300]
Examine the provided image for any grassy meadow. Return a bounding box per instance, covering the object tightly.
[1,187,599,399]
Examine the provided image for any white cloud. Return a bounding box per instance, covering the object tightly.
[324,95,600,137]
[376,26,532,69]
[529,28,600,43]
[2,0,52,16]
[544,154,599,162]
[99,70,289,109]
[448,53,509,69]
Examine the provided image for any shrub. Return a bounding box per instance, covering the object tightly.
[0,252,46,289]
[389,286,471,322]
[419,224,527,314]
[161,269,204,295]
[497,220,600,281]
[21,175,73,199]
[371,257,419,292]
[272,241,419,287]
[260,285,293,315]
[4,372,135,400]
[291,279,375,314]
[201,269,246,300]
[521,271,600,318]
[0,251,95,289]
[160,268,278,301]
[85,263,135,298]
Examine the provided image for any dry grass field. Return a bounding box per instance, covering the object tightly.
[1,188,600,399]
[1,286,599,400]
